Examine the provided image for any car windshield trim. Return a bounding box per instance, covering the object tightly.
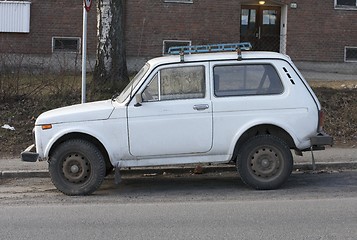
[116,63,150,103]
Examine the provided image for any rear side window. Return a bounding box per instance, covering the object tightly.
[214,64,283,97]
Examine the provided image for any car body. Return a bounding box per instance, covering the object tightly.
[21,48,332,195]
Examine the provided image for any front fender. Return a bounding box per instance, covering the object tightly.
[36,119,127,164]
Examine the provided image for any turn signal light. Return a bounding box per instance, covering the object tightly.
[41,124,52,130]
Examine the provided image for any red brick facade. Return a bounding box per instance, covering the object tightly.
[0,0,97,55]
[125,0,241,57]
[287,1,357,62]
[0,0,357,63]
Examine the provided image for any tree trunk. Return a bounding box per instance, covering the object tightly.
[93,0,129,92]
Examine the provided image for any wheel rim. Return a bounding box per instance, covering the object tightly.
[62,153,91,184]
[248,146,283,181]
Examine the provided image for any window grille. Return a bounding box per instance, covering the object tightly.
[335,0,357,9]
[345,47,357,62]
[163,40,191,55]
[52,37,81,53]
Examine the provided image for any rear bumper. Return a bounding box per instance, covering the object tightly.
[21,144,39,162]
[310,132,333,148]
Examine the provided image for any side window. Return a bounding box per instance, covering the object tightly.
[214,64,283,97]
[143,65,205,101]
[142,73,159,101]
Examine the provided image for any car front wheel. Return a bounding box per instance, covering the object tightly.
[49,139,106,196]
[237,135,293,190]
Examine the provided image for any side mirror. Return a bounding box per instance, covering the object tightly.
[134,94,142,107]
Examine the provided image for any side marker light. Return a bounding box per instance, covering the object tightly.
[41,124,52,130]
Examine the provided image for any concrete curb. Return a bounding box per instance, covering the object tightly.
[1,170,49,179]
[1,162,356,179]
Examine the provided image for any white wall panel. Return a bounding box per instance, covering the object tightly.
[0,1,31,33]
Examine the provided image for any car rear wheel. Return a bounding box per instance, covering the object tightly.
[49,139,106,196]
[237,135,293,190]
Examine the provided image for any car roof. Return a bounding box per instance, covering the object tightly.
[147,51,291,68]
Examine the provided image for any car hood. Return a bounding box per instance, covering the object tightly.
[36,100,115,125]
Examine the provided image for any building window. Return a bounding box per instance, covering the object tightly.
[52,37,81,53]
[163,40,191,55]
[345,47,357,62]
[164,0,193,3]
[0,1,31,33]
[262,10,277,25]
[335,0,357,10]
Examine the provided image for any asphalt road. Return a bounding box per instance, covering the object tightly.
[0,171,356,239]
[1,198,356,240]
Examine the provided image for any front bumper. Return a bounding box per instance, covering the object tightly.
[21,144,39,162]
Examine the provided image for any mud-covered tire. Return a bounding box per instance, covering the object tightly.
[49,139,106,196]
[237,135,293,190]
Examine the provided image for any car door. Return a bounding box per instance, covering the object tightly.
[127,62,212,158]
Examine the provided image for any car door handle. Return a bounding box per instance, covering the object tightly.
[193,104,209,111]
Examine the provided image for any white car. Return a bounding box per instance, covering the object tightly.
[21,43,332,195]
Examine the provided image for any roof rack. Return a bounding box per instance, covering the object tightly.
[168,42,252,55]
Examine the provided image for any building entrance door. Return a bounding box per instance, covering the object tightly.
[240,5,281,52]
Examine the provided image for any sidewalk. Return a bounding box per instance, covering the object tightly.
[1,146,356,179]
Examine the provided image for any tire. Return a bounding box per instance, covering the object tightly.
[237,135,293,190]
[49,139,106,196]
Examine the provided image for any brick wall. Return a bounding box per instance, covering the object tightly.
[1,0,357,63]
[125,0,241,57]
[0,0,97,55]
[286,0,357,62]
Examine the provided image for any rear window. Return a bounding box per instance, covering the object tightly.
[214,64,283,97]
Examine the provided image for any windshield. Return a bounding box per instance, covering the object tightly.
[116,63,150,103]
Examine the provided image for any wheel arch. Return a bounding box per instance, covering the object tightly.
[232,124,296,162]
[48,132,112,169]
